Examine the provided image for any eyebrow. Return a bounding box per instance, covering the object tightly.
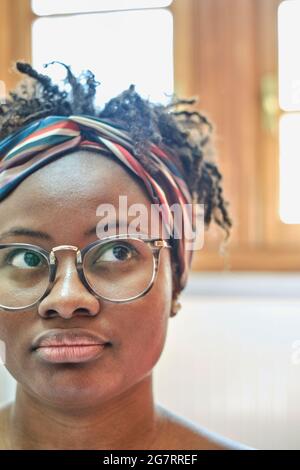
[0,222,134,243]
[0,227,53,242]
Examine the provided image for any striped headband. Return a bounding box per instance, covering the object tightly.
[0,115,196,290]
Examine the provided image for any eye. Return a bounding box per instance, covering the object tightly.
[95,242,138,263]
[5,249,45,269]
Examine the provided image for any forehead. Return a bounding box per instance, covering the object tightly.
[0,150,157,243]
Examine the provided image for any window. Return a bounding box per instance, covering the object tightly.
[278,0,300,223]
[31,1,174,106]
[4,0,298,270]
[32,0,172,16]
[279,114,300,223]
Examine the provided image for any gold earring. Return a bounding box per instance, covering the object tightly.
[171,296,182,317]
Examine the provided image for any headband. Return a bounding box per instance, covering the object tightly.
[0,115,196,290]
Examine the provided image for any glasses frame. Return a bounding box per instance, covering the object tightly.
[0,233,172,311]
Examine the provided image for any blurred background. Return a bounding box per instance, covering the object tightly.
[1,0,300,450]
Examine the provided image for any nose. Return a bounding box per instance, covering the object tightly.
[37,251,101,319]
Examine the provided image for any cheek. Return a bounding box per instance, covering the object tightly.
[0,314,27,372]
[0,311,33,380]
[0,315,17,355]
[0,319,9,366]
[114,250,173,379]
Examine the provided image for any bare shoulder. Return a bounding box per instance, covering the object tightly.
[154,404,254,450]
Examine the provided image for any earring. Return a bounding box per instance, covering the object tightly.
[171,296,182,317]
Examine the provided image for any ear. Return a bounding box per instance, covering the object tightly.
[169,252,182,316]
[170,294,182,318]
[171,272,179,302]
[170,272,181,318]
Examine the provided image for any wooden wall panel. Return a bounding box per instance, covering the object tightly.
[0,0,11,89]
[172,0,261,266]
[173,0,300,271]
[0,0,33,91]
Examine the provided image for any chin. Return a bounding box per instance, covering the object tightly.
[18,362,125,411]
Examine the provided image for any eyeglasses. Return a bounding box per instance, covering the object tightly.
[0,234,172,311]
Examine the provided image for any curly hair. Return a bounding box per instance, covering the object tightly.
[0,61,233,283]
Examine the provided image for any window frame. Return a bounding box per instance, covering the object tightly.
[3,0,300,272]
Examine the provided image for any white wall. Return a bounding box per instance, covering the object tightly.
[155,295,299,449]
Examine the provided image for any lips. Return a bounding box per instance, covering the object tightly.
[31,328,111,364]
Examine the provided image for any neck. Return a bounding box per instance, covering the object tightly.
[6,374,162,450]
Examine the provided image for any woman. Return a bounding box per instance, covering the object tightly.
[0,62,250,450]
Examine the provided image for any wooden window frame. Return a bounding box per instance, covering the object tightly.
[2,0,300,271]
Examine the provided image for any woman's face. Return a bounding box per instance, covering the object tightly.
[0,150,173,409]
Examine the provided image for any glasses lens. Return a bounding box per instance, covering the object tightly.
[83,238,155,301]
[0,246,50,309]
